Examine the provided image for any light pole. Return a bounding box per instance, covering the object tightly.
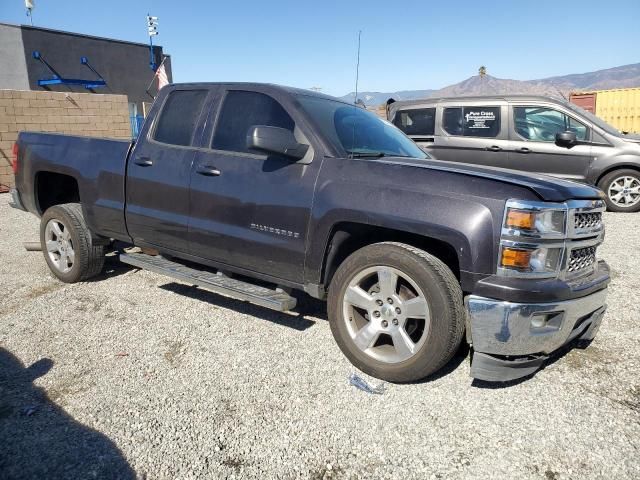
[146,14,159,70]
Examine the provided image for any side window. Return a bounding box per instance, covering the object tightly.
[393,108,436,136]
[443,107,463,136]
[212,91,295,153]
[443,106,501,137]
[154,90,208,146]
[514,106,589,142]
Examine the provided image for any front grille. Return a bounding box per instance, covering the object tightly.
[568,246,597,274]
[574,212,602,231]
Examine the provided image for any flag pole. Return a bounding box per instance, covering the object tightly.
[145,55,167,99]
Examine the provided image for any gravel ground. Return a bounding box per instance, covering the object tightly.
[0,193,638,480]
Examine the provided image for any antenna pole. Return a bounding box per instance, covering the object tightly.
[354,30,361,104]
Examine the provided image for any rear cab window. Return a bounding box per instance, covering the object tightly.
[153,89,208,146]
[443,106,501,137]
[393,108,436,136]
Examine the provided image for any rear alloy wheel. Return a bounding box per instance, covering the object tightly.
[598,169,640,212]
[328,242,465,383]
[44,219,75,274]
[40,203,106,283]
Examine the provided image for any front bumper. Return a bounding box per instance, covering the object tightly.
[465,286,607,382]
[9,188,26,211]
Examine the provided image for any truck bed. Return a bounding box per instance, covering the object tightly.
[14,132,132,240]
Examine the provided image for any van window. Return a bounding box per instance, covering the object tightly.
[393,108,435,136]
[443,106,501,137]
[514,106,589,142]
[212,91,294,153]
[154,90,208,146]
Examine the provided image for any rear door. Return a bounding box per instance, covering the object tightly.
[188,88,320,282]
[126,88,210,251]
[507,103,593,181]
[430,101,510,167]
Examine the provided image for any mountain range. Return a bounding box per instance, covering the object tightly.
[339,63,640,106]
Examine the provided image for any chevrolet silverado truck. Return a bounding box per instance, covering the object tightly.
[10,83,610,382]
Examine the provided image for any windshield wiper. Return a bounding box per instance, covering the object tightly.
[347,151,387,158]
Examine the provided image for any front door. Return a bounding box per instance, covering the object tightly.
[430,104,510,168]
[188,89,320,283]
[126,88,210,251]
[507,105,593,181]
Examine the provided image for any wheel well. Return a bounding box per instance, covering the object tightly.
[596,165,640,187]
[35,172,80,214]
[321,223,460,288]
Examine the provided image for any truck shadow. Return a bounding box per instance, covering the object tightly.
[0,348,135,479]
[158,282,325,331]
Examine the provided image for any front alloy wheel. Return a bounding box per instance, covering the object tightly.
[607,175,640,208]
[598,169,640,213]
[343,266,430,364]
[328,242,465,383]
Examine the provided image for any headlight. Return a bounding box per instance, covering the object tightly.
[498,199,569,278]
[499,244,563,275]
[503,201,567,238]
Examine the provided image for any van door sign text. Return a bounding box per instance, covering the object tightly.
[465,110,495,129]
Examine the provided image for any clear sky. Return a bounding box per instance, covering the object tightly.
[1,0,639,97]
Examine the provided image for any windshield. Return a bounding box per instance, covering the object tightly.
[297,96,427,159]
[564,101,622,136]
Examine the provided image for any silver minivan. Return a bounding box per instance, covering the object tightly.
[388,95,640,212]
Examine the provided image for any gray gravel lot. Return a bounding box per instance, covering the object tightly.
[0,193,638,479]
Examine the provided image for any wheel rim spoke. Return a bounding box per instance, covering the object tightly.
[377,267,398,297]
[51,221,63,237]
[402,296,429,319]
[67,248,75,264]
[391,328,416,361]
[46,240,58,253]
[353,322,379,350]
[344,285,375,310]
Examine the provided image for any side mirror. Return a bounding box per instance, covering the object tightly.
[246,125,309,160]
[555,131,577,147]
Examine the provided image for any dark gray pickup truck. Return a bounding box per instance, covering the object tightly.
[10,83,610,382]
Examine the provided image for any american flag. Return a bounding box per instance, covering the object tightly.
[156,62,169,90]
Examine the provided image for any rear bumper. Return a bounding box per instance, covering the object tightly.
[9,188,26,211]
[465,286,607,382]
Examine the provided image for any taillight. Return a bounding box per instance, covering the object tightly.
[12,142,19,174]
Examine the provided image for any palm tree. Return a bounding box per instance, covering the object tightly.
[478,66,487,78]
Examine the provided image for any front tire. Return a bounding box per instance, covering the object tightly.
[598,169,640,212]
[40,203,106,283]
[327,242,465,383]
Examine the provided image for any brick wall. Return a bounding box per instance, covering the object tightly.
[0,89,132,190]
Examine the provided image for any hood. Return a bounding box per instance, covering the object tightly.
[374,157,604,203]
[621,133,640,144]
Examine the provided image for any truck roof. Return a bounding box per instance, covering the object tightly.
[390,94,570,108]
[166,82,347,104]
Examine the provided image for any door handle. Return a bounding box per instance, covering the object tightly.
[134,157,153,166]
[196,165,221,177]
[515,147,531,154]
[486,145,502,152]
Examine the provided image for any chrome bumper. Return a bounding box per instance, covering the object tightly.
[465,288,607,381]
[9,188,26,211]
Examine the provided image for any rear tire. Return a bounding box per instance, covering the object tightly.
[598,169,640,212]
[327,242,465,383]
[40,203,105,283]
